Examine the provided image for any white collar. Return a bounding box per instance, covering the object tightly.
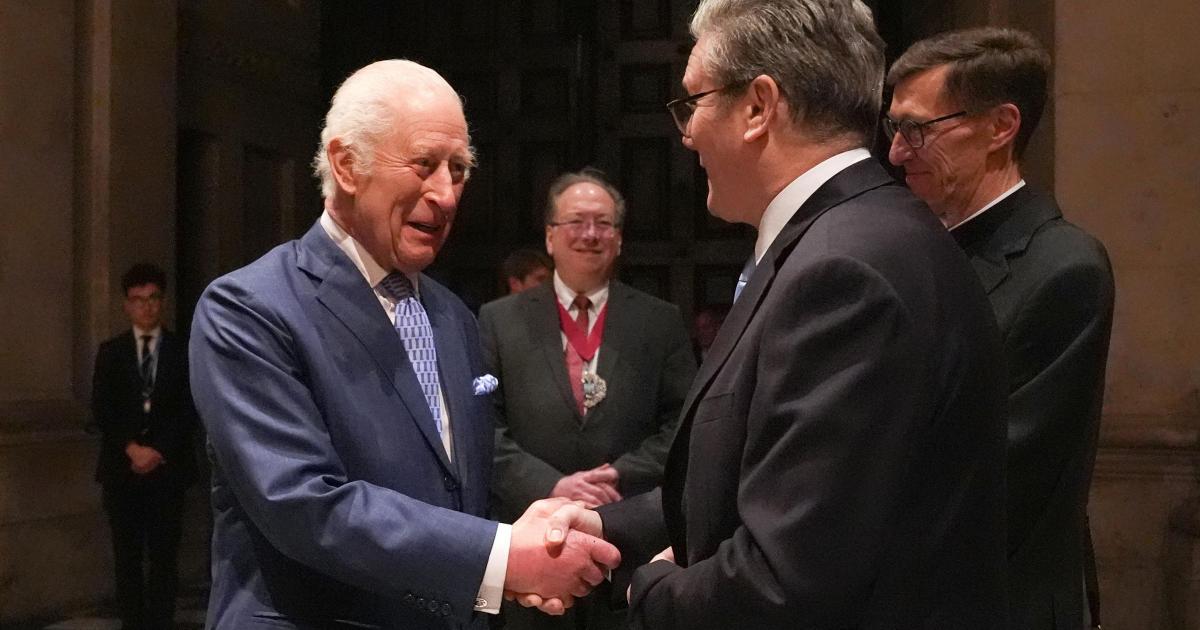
[320,209,419,296]
[132,325,162,340]
[949,180,1026,231]
[754,148,872,263]
[552,272,609,311]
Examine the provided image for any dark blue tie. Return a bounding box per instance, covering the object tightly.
[139,335,155,395]
[734,257,756,303]
[379,272,442,437]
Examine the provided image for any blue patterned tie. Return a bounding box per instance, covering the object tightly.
[379,272,442,437]
[733,256,756,303]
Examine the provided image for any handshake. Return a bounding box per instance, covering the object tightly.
[502,498,620,615]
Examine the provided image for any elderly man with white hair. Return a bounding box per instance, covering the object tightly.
[189,59,619,630]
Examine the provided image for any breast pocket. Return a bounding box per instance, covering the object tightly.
[692,391,735,426]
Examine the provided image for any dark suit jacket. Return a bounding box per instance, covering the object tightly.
[600,159,1009,629]
[479,281,696,523]
[952,186,1114,630]
[92,328,197,488]
[189,222,499,630]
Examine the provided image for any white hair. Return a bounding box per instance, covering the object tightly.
[311,59,471,199]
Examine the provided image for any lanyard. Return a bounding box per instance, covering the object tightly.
[556,301,607,361]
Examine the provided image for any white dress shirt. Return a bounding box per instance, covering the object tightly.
[552,271,609,373]
[319,210,509,613]
[754,148,872,263]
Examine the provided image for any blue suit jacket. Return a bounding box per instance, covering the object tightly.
[190,222,498,629]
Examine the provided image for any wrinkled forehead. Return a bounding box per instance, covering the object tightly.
[889,65,956,115]
[683,34,716,90]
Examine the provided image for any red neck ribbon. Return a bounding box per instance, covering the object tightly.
[556,300,607,361]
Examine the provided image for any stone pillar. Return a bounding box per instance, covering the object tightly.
[0,0,177,623]
[1056,0,1200,628]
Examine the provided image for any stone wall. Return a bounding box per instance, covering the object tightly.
[0,0,178,622]
[1056,0,1200,627]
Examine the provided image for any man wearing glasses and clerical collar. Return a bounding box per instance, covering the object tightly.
[479,168,696,630]
[886,27,1115,630]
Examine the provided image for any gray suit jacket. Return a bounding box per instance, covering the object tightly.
[952,185,1114,630]
[479,280,696,523]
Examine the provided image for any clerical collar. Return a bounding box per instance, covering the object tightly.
[949,179,1026,232]
[320,209,420,297]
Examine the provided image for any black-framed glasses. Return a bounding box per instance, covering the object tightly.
[882,111,968,149]
[665,82,747,134]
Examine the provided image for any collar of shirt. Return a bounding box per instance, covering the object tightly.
[552,272,608,325]
[320,209,420,304]
[754,148,872,264]
[949,179,1026,232]
[132,326,162,347]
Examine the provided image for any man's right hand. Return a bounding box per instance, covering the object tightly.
[504,499,620,610]
[549,464,621,508]
[509,501,608,614]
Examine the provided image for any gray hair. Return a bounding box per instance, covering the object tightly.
[690,0,885,143]
[543,168,627,226]
[312,59,473,199]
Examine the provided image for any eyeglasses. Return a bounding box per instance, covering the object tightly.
[127,294,163,306]
[881,111,968,149]
[547,219,620,238]
[665,82,747,134]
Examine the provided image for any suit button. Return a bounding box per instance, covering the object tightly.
[430,599,442,613]
[403,593,415,605]
[441,603,452,616]
[416,597,425,609]
[443,476,459,491]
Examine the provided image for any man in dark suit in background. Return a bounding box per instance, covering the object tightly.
[480,170,696,629]
[527,1,1009,627]
[501,248,553,295]
[92,262,197,630]
[886,27,1115,630]
[189,59,617,629]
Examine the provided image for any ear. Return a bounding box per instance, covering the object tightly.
[743,74,781,143]
[328,138,360,195]
[988,103,1022,154]
[545,225,555,257]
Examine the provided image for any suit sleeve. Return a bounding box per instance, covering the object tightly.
[625,257,924,629]
[1004,252,1114,550]
[478,303,563,518]
[611,308,696,490]
[190,278,497,623]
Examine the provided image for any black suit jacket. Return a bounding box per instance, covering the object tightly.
[952,186,1114,630]
[601,159,1009,629]
[92,328,197,488]
[479,281,696,523]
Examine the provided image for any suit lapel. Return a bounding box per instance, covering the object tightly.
[299,225,454,475]
[679,159,896,422]
[422,282,467,481]
[523,284,582,421]
[590,282,632,424]
[955,185,1062,295]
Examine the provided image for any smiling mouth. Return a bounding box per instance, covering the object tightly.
[408,221,443,235]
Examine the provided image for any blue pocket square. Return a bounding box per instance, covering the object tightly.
[473,374,498,395]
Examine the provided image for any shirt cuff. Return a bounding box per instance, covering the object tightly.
[474,522,511,614]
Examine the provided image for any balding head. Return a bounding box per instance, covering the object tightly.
[313,59,472,199]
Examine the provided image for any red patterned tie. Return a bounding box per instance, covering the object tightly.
[566,294,591,414]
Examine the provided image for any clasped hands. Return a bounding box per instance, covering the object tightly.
[549,463,621,508]
[503,498,621,615]
[504,500,677,615]
[125,442,164,475]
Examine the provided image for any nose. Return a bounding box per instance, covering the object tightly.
[887,131,912,166]
[681,128,695,151]
[424,161,460,212]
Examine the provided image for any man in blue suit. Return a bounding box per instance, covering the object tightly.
[189,59,619,630]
